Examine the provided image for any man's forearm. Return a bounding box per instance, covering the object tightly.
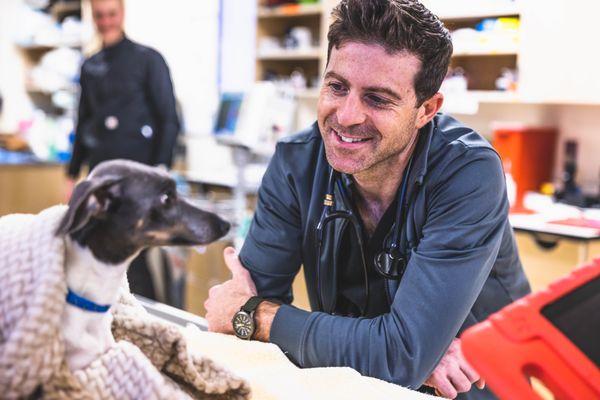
[254,301,280,342]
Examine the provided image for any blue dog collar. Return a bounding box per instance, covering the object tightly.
[66,289,111,313]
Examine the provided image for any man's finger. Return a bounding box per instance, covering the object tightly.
[455,339,484,389]
[433,376,458,399]
[459,358,481,384]
[448,367,472,394]
[460,362,485,390]
[223,247,249,278]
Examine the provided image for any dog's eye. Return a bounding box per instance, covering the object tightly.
[160,193,173,207]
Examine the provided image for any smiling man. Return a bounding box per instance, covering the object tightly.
[204,1,531,398]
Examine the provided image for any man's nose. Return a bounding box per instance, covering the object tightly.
[336,93,366,127]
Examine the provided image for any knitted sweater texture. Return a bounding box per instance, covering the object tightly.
[0,206,250,400]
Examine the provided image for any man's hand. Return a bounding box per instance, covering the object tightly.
[204,247,257,334]
[424,338,485,399]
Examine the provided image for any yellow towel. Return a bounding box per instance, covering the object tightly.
[184,326,438,400]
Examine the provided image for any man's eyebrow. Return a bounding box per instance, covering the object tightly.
[323,71,350,86]
[324,71,402,102]
[363,85,403,102]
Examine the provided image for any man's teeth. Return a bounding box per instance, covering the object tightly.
[336,130,368,143]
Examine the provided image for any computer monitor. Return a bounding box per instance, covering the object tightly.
[212,83,296,156]
[214,92,244,136]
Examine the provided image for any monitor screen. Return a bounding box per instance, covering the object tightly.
[214,93,244,136]
[541,275,600,367]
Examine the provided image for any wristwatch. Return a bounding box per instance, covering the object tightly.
[232,296,265,340]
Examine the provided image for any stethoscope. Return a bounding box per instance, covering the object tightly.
[315,156,414,313]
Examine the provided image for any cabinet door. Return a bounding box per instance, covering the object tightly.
[519,0,600,104]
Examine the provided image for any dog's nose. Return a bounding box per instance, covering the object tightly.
[219,219,231,234]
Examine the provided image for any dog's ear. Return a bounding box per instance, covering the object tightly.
[56,175,122,236]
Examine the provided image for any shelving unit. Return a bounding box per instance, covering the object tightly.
[257,2,323,18]
[252,1,533,120]
[25,82,78,95]
[257,47,321,60]
[255,1,338,94]
[18,1,83,116]
[423,1,521,114]
[295,87,320,99]
[469,90,520,103]
[50,1,82,19]
[429,1,519,21]
[452,49,518,57]
[254,1,339,131]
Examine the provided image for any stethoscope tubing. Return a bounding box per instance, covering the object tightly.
[315,157,413,314]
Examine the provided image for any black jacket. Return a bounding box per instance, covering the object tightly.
[240,115,531,399]
[68,36,179,177]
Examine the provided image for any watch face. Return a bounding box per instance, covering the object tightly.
[233,311,254,340]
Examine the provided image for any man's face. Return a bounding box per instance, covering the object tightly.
[317,42,423,175]
[92,0,124,44]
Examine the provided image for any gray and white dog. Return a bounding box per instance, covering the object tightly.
[57,159,229,370]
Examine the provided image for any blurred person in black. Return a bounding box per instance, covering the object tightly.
[68,0,180,300]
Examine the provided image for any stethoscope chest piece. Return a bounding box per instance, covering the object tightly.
[374,248,407,280]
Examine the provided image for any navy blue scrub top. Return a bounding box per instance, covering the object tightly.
[240,114,531,398]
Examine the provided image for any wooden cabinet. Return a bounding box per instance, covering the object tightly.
[0,163,68,216]
[515,231,600,292]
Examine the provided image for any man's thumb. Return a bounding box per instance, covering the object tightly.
[223,247,247,278]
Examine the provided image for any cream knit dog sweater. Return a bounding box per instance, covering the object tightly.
[0,206,250,400]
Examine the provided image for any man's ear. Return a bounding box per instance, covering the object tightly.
[56,175,122,236]
[415,92,444,129]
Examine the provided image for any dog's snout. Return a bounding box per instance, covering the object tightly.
[218,219,231,235]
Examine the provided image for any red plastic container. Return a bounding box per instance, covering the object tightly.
[492,125,558,213]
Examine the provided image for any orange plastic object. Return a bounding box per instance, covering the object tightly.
[461,259,600,400]
[278,4,300,15]
[492,125,557,213]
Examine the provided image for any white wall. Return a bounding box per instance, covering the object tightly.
[124,0,256,135]
[0,0,33,132]
[124,0,220,136]
[220,0,256,93]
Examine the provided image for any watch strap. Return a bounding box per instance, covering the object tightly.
[265,297,283,306]
[241,296,264,313]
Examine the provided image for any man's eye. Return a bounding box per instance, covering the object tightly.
[328,82,346,94]
[365,94,389,107]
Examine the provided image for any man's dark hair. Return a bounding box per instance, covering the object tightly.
[327,0,453,106]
